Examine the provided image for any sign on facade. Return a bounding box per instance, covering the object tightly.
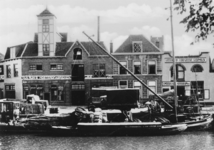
[165,58,206,63]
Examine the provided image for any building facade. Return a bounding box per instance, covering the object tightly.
[162,52,214,105]
[112,35,164,103]
[3,8,113,106]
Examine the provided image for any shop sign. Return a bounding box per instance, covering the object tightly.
[165,58,206,63]
[22,75,71,80]
[162,81,190,86]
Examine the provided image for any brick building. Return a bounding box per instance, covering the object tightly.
[3,8,113,106]
[112,35,164,102]
[162,52,214,105]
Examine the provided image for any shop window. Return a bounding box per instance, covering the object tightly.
[73,48,82,60]
[43,44,50,56]
[148,81,156,96]
[132,41,142,52]
[6,65,11,78]
[118,80,128,89]
[29,64,43,71]
[133,61,141,74]
[93,64,106,77]
[14,64,18,77]
[191,64,203,72]
[51,85,64,101]
[119,61,127,74]
[191,81,204,100]
[170,64,185,81]
[148,60,156,74]
[50,64,63,70]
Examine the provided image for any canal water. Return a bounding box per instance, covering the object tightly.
[0,131,214,150]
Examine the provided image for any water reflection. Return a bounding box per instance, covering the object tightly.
[0,131,214,150]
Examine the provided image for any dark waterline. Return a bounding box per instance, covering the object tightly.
[0,131,214,150]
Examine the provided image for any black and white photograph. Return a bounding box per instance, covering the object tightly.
[0,0,214,149]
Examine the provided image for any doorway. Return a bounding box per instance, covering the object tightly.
[72,91,85,105]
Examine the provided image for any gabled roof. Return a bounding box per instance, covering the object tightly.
[115,35,161,53]
[4,43,26,59]
[4,41,108,59]
[80,41,107,56]
[55,42,74,56]
[37,8,55,17]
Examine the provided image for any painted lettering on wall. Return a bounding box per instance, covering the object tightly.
[166,58,206,63]
[22,75,71,80]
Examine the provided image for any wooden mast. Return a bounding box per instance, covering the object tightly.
[170,0,178,122]
[83,32,173,109]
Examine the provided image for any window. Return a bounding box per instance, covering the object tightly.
[133,81,142,98]
[191,64,203,72]
[6,65,11,78]
[43,19,49,24]
[93,64,106,77]
[51,85,64,101]
[0,65,3,75]
[42,25,49,32]
[50,64,63,70]
[148,60,156,74]
[191,81,204,100]
[73,48,82,60]
[170,64,185,81]
[42,19,49,32]
[119,80,128,89]
[134,61,141,74]
[29,64,43,71]
[148,81,156,96]
[72,64,84,81]
[43,44,50,56]
[14,64,18,77]
[132,41,142,52]
[10,47,16,59]
[155,41,160,48]
[119,61,127,74]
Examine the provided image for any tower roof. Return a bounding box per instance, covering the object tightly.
[37,8,55,17]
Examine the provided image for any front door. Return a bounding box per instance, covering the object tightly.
[72,91,85,105]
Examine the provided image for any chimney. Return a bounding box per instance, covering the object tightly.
[110,41,113,53]
[97,16,100,42]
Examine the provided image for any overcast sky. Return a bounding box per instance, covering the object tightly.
[0,0,214,58]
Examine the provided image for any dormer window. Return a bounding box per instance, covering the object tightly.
[155,41,160,48]
[73,48,82,60]
[10,47,16,59]
[132,41,142,53]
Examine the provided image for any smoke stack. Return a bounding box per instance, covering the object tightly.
[97,16,100,42]
[110,41,113,53]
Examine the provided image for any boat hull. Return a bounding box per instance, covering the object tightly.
[50,122,187,136]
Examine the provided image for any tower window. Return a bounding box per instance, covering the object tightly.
[156,41,160,48]
[43,44,50,56]
[42,25,49,32]
[43,19,49,24]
